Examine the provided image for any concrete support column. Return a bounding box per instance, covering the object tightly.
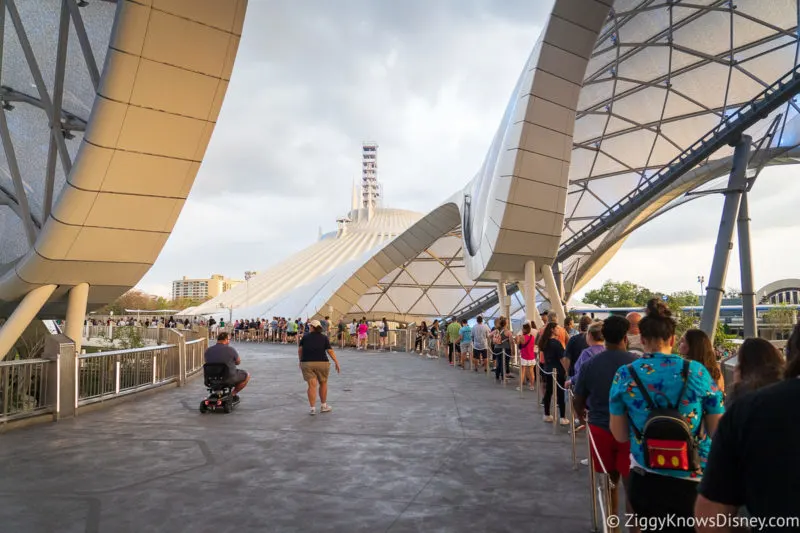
[65,283,89,354]
[524,260,544,329]
[0,284,57,360]
[541,264,566,325]
[737,192,758,339]
[700,135,751,341]
[497,282,510,321]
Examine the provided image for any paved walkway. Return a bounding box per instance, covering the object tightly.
[0,343,593,533]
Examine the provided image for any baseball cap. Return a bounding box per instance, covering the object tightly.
[308,319,322,328]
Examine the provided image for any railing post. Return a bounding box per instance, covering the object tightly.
[114,357,121,394]
[43,334,76,420]
[152,355,157,384]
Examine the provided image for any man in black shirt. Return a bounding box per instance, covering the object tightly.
[695,378,800,532]
[299,319,341,415]
[565,315,593,380]
[573,315,637,518]
[204,332,249,396]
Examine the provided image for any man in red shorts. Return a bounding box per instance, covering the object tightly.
[572,315,638,519]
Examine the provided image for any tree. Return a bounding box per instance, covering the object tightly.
[725,287,742,298]
[763,305,797,337]
[667,291,699,307]
[583,280,657,308]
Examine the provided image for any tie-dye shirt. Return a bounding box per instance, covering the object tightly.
[609,352,726,480]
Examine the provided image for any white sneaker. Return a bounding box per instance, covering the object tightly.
[309,407,316,416]
[580,458,589,466]
[321,404,332,413]
[543,415,554,423]
[559,418,570,426]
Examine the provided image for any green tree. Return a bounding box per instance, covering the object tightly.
[668,291,699,307]
[583,280,655,307]
[763,305,796,337]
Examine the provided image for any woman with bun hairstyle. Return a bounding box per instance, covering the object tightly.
[678,329,725,393]
[609,299,725,531]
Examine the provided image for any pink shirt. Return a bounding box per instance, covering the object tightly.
[358,323,368,335]
[520,333,537,360]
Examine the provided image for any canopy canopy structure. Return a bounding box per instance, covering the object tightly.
[189,0,800,326]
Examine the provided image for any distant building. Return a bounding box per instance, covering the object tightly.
[171,274,243,300]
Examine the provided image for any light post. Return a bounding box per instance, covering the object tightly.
[697,275,705,305]
[218,302,233,323]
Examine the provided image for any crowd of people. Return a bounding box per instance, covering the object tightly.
[84,315,189,329]
[406,302,800,532]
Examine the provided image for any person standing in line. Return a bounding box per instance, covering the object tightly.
[570,320,605,387]
[609,300,724,532]
[678,329,725,393]
[516,322,537,391]
[625,311,645,356]
[320,316,330,338]
[457,319,472,370]
[537,322,569,425]
[427,319,441,358]
[446,319,462,367]
[414,321,428,354]
[565,316,578,337]
[725,337,784,406]
[379,317,389,351]
[565,315,593,381]
[694,352,800,531]
[349,319,358,347]
[573,316,638,524]
[298,320,341,416]
[471,316,490,371]
[491,317,513,382]
[357,318,369,350]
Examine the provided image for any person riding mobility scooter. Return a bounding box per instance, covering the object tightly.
[200,332,249,414]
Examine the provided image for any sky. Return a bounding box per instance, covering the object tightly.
[137,0,800,300]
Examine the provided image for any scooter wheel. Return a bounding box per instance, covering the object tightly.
[199,403,209,414]
[223,401,232,414]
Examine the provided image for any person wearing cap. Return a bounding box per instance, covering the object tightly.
[298,319,341,415]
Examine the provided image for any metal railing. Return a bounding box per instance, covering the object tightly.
[185,338,206,376]
[0,359,53,423]
[77,344,179,405]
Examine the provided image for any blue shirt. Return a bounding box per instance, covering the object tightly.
[573,344,605,384]
[459,326,472,343]
[609,353,726,480]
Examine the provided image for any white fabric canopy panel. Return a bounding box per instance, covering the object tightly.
[0,0,248,318]
[349,228,497,322]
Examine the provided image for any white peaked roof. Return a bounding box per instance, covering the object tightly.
[186,208,423,319]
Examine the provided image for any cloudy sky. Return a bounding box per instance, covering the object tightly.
[137,0,800,300]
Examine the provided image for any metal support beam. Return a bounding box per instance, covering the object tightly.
[700,135,751,341]
[65,0,100,89]
[524,261,544,329]
[65,283,89,355]
[0,285,57,360]
[44,0,72,222]
[737,191,758,338]
[0,106,38,245]
[554,263,565,304]
[541,264,566,325]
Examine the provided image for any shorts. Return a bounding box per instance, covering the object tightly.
[358,332,367,340]
[520,358,536,367]
[287,332,296,338]
[588,424,631,476]
[460,342,472,353]
[473,348,487,359]
[379,332,387,338]
[301,361,330,383]
[428,338,438,350]
[232,369,248,386]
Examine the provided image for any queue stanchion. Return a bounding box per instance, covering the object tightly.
[588,429,599,532]
[569,390,578,471]
[551,369,558,434]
